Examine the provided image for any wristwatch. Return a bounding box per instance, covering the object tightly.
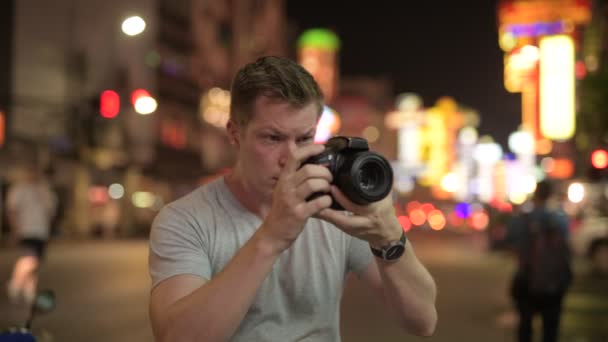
[370,231,407,261]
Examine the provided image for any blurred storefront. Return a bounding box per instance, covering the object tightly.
[0,0,293,238]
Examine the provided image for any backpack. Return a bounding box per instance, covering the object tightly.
[517,211,572,295]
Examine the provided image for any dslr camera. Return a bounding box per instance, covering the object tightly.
[303,136,393,210]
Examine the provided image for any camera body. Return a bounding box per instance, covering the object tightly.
[303,136,393,210]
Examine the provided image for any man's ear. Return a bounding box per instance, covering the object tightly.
[226,120,240,148]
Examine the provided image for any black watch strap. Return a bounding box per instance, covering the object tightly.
[370,231,407,261]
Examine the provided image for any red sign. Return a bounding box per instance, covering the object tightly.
[498,0,591,26]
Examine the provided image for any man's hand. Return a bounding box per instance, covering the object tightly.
[316,185,402,248]
[260,142,334,253]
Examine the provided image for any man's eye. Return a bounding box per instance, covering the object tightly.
[297,136,314,145]
[265,135,281,142]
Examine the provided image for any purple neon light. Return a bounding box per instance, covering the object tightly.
[505,21,565,38]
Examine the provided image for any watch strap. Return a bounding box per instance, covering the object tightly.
[370,231,406,260]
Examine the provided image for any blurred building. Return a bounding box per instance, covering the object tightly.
[0,0,290,238]
[333,77,396,159]
[0,0,170,236]
[191,0,288,173]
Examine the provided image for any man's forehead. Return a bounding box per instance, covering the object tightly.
[250,118,316,134]
[253,96,302,112]
[260,125,316,135]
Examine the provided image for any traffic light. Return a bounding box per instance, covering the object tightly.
[131,89,157,115]
[588,148,608,182]
[100,90,120,118]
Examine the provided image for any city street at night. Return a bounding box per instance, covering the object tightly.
[1,231,606,342]
[1,0,608,341]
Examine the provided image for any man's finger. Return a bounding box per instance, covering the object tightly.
[284,142,325,173]
[330,185,366,213]
[316,208,371,229]
[293,164,333,186]
[298,194,332,218]
[296,178,331,200]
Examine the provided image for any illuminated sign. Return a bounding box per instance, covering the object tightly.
[503,21,567,38]
[314,105,341,143]
[539,35,575,141]
[498,0,591,26]
[298,29,340,103]
[504,45,539,93]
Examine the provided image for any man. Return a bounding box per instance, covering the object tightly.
[148,56,437,341]
[507,180,572,342]
[6,165,56,304]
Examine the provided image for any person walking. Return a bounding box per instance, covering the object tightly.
[506,180,572,342]
[5,164,57,305]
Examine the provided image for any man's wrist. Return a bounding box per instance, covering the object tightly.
[369,216,404,249]
[370,230,407,261]
[251,230,286,258]
[370,229,404,249]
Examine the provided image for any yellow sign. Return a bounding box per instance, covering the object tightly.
[539,35,575,141]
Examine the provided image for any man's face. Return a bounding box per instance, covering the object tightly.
[229,96,319,201]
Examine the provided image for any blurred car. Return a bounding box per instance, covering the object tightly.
[571,215,608,259]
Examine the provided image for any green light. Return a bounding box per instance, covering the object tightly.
[297,28,340,51]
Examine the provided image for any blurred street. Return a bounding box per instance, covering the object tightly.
[1,1,608,341]
[1,230,606,342]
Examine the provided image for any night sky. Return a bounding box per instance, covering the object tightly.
[286,0,522,149]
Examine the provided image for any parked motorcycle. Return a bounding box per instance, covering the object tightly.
[0,290,55,342]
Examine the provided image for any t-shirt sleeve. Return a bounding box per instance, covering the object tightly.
[346,235,373,277]
[148,204,211,289]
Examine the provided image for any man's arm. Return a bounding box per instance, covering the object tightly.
[149,229,282,342]
[358,224,437,336]
[318,187,437,336]
[6,187,20,244]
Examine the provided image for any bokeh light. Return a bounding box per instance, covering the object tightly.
[409,209,426,226]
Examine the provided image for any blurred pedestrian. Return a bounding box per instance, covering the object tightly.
[5,164,57,305]
[506,180,572,342]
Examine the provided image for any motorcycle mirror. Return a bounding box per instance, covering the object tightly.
[32,290,55,314]
[25,289,55,330]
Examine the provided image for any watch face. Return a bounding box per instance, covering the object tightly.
[386,245,405,260]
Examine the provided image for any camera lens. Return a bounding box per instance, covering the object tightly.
[353,155,392,200]
[358,162,382,191]
[335,152,393,205]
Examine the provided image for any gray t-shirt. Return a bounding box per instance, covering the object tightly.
[149,177,373,341]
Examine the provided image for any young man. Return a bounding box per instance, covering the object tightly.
[148,56,437,341]
[507,180,572,342]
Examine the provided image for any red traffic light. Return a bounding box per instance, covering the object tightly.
[131,89,150,105]
[100,90,120,118]
[591,149,608,169]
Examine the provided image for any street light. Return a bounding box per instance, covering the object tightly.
[473,137,503,203]
[121,16,146,36]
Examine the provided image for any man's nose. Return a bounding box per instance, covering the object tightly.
[278,154,287,168]
[278,141,297,168]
